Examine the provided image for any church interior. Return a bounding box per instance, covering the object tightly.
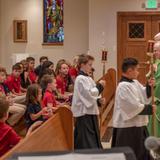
[0,0,160,160]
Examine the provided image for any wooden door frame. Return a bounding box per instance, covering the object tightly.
[117,11,160,81]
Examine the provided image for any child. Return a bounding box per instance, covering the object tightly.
[20,60,30,89]
[0,66,26,126]
[35,56,48,77]
[5,63,26,104]
[26,57,38,84]
[112,58,155,160]
[0,97,21,156]
[55,60,73,94]
[71,54,105,149]
[68,56,79,82]
[38,60,55,82]
[41,75,58,115]
[25,84,47,128]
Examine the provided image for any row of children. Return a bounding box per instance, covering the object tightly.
[0,54,98,157]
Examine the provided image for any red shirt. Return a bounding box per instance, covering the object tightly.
[69,67,78,78]
[29,70,37,83]
[0,122,20,156]
[42,90,56,108]
[5,75,21,93]
[56,75,67,94]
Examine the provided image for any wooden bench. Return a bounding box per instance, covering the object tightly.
[99,68,116,140]
[1,107,74,160]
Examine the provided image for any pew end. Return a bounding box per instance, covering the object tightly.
[98,68,116,140]
[1,106,74,160]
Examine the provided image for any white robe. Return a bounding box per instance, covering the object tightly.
[71,75,100,117]
[113,79,151,128]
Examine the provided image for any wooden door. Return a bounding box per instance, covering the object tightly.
[117,12,160,84]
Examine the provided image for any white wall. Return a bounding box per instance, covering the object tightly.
[0,0,89,72]
[89,0,160,79]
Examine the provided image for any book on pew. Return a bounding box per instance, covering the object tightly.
[8,147,137,160]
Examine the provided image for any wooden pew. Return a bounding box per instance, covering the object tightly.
[99,68,116,140]
[1,107,74,160]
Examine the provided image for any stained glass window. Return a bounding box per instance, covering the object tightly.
[43,0,64,45]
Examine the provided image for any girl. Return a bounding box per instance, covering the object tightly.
[25,84,48,128]
[38,61,55,83]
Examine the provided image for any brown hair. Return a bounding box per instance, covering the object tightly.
[0,97,9,119]
[55,59,69,75]
[40,56,48,63]
[26,84,40,105]
[26,57,35,63]
[40,75,54,91]
[12,63,21,71]
[0,67,7,75]
[78,54,94,68]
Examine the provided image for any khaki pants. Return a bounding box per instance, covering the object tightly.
[7,103,26,126]
[13,94,26,104]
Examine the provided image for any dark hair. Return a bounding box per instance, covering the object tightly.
[26,57,35,63]
[26,84,40,105]
[12,63,21,71]
[122,58,138,73]
[55,59,68,75]
[40,56,48,63]
[39,61,54,80]
[40,75,54,91]
[78,54,94,68]
[0,98,9,119]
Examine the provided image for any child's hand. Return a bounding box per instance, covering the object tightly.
[99,98,106,106]
[6,96,14,106]
[41,107,48,115]
[99,80,106,87]
[148,78,155,87]
[52,107,58,113]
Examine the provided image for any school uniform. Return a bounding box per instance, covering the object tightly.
[5,75,26,104]
[0,121,20,156]
[56,75,67,94]
[25,103,44,128]
[0,83,26,126]
[5,74,21,93]
[71,70,104,149]
[28,70,37,84]
[42,90,56,108]
[112,76,152,160]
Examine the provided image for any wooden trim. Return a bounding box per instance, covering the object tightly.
[127,21,146,41]
[117,11,160,81]
[118,11,160,16]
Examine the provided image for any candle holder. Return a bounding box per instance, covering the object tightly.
[101,50,108,75]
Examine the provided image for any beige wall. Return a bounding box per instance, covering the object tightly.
[0,0,89,72]
[89,0,160,79]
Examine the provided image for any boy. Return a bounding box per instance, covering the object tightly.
[41,75,58,115]
[26,57,38,84]
[71,54,105,149]
[0,66,26,126]
[112,58,155,160]
[35,56,48,76]
[0,97,21,156]
[5,63,26,104]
